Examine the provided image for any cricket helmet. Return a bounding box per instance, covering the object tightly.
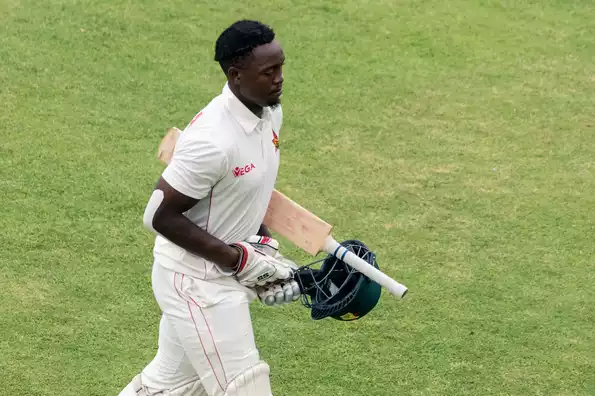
[294,240,382,321]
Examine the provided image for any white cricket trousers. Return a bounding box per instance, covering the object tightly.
[125,260,266,395]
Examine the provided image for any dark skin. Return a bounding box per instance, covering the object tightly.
[149,40,284,271]
[227,40,285,117]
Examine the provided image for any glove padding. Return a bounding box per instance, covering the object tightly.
[255,280,301,306]
[244,235,301,306]
[229,241,294,288]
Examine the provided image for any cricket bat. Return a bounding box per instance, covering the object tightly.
[157,127,408,298]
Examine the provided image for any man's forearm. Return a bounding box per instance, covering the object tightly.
[153,213,240,270]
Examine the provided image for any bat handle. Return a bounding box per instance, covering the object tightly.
[323,236,408,299]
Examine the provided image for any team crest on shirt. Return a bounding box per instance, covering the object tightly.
[272,129,279,151]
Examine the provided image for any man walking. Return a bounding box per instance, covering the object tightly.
[119,19,298,396]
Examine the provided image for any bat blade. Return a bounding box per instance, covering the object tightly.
[262,190,333,256]
[157,127,181,165]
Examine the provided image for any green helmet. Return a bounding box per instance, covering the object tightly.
[295,240,382,321]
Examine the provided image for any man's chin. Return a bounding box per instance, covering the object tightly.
[265,91,282,108]
[265,98,281,109]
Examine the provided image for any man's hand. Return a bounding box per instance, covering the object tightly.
[229,241,294,288]
[243,235,301,305]
[255,280,301,306]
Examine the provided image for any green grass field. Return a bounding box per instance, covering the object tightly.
[2,1,595,395]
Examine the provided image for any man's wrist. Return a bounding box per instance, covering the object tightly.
[215,243,241,271]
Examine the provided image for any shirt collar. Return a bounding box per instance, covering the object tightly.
[222,83,271,135]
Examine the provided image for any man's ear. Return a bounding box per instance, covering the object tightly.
[228,66,241,85]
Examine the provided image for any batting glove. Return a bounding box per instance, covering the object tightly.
[256,280,301,306]
[229,241,294,288]
[240,235,301,306]
[242,236,302,305]
[244,235,298,269]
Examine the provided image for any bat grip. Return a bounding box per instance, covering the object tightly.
[323,236,408,299]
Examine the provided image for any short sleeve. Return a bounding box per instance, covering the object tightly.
[161,133,228,200]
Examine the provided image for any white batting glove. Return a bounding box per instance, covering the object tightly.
[237,235,301,304]
[256,280,301,306]
[244,235,280,256]
[229,241,294,288]
[244,235,298,270]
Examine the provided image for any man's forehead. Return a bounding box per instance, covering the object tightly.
[249,41,284,66]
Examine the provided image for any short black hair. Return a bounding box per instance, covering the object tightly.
[214,20,275,74]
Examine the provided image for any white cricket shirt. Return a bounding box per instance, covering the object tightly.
[154,83,282,280]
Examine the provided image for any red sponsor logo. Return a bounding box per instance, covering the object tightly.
[233,163,256,177]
